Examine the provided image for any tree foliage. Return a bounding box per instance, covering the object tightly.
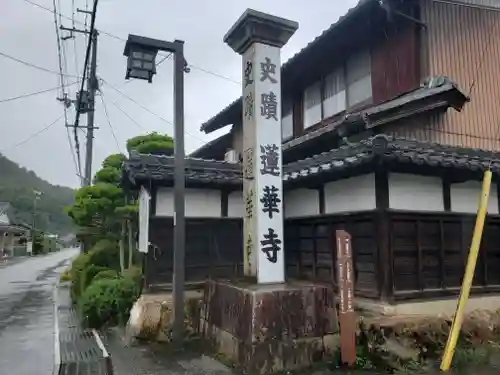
[0,153,75,234]
[126,132,174,155]
[102,153,127,169]
[66,183,125,237]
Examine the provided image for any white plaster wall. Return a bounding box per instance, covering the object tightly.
[0,213,8,224]
[156,188,222,217]
[450,181,499,214]
[228,191,244,218]
[324,174,376,213]
[284,188,319,218]
[389,173,444,211]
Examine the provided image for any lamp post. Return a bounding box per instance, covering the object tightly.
[123,34,188,344]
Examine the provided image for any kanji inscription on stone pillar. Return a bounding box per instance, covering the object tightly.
[224,9,298,284]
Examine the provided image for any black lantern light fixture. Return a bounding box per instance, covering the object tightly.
[123,34,189,83]
[124,41,158,83]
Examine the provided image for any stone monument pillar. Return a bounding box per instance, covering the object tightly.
[198,9,339,374]
[223,9,297,284]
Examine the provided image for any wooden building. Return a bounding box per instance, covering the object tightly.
[123,0,500,304]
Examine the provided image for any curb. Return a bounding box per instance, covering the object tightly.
[53,279,61,375]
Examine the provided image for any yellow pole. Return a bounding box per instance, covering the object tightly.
[440,169,492,371]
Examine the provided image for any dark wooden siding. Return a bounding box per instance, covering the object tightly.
[390,0,500,150]
[371,17,421,105]
[390,211,500,299]
[285,212,379,298]
[146,217,243,287]
[285,210,500,302]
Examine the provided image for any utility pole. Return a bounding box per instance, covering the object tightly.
[84,29,98,187]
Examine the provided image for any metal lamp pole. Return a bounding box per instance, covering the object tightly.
[123,35,187,344]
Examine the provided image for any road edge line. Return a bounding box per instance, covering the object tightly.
[53,278,62,375]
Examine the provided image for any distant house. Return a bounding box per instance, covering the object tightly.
[124,0,500,307]
[0,202,31,257]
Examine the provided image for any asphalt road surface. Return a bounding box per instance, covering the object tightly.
[0,249,78,375]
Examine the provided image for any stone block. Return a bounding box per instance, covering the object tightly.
[200,280,339,374]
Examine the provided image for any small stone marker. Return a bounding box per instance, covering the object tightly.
[336,229,357,367]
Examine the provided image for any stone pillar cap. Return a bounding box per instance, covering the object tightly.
[224,8,298,55]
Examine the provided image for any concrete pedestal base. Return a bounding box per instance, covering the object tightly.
[199,280,339,374]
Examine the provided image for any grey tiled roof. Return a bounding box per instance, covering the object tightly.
[124,152,243,186]
[283,136,500,183]
[125,136,500,188]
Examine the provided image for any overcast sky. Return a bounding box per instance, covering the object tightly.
[1,0,358,188]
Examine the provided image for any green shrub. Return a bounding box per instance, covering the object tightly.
[123,265,143,289]
[93,269,119,282]
[87,239,121,271]
[70,252,92,302]
[79,276,140,328]
[81,264,110,291]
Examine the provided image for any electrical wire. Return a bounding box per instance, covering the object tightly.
[21,0,241,85]
[100,78,207,145]
[102,90,143,130]
[0,114,64,152]
[52,0,82,183]
[0,51,80,79]
[0,82,77,103]
[71,0,80,90]
[99,94,122,153]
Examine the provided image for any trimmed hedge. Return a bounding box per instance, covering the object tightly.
[93,269,119,282]
[69,239,121,303]
[70,252,92,302]
[79,276,140,328]
[81,264,110,291]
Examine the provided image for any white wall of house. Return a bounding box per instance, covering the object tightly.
[0,213,8,225]
[155,187,244,218]
[450,180,499,214]
[152,173,499,219]
[228,191,244,218]
[324,174,376,213]
[389,173,444,211]
[284,188,319,218]
[156,187,222,217]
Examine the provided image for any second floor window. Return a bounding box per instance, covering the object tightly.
[282,97,293,141]
[302,49,373,130]
[346,50,372,107]
[303,81,322,129]
[323,69,346,118]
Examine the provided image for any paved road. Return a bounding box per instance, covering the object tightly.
[0,249,78,375]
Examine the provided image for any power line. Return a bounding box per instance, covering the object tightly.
[100,78,207,145]
[52,0,82,182]
[71,0,80,90]
[0,115,64,152]
[99,94,122,153]
[21,0,241,85]
[102,90,143,130]
[0,50,80,79]
[0,82,77,103]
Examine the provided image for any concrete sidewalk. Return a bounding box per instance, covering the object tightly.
[102,327,236,375]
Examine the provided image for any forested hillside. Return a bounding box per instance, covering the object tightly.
[0,153,75,235]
